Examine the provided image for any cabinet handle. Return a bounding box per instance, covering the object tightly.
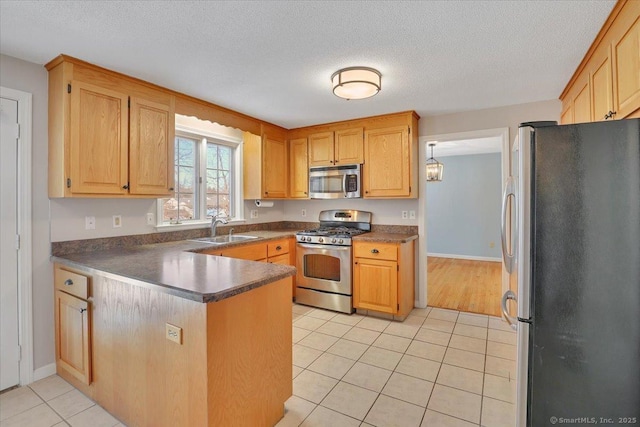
[371,249,379,254]
[365,191,369,194]
[276,245,282,251]
[355,261,358,265]
[265,191,269,195]
[604,110,617,120]
[122,184,129,190]
[169,187,174,191]
[64,279,73,286]
[80,308,87,314]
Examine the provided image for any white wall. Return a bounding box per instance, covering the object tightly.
[0,54,52,371]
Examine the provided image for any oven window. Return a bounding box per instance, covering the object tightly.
[303,254,341,281]
[309,175,343,194]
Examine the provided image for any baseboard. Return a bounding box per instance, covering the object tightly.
[32,363,56,382]
[428,253,501,262]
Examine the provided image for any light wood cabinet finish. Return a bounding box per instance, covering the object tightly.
[363,126,411,197]
[308,132,335,167]
[353,240,415,317]
[268,239,290,257]
[289,138,309,198]
[335,127,364,164]
[54,266,92,386]
[69,80,129,195]
[560,0,640,123]
[262,134,288,198]
[47,57,175,197]
[220,243,267,261]
[129,97,175,195]
[243,127,289,200]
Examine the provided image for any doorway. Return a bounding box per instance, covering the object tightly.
[0,87,33,390]
[424,128,509,317]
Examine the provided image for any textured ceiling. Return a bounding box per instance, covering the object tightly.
[0,1,615,129]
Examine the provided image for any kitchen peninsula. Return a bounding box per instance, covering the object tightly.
[52,236,296,427]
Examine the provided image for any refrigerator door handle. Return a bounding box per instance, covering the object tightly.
[501,290,518,331]
[501,176,516,273]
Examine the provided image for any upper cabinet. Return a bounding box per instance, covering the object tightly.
[560,0,640,123]
[290,111,419,199]
[289,138,309,199]
[46,56,175,198]
[308,127,364,167]
[243,125,289,200]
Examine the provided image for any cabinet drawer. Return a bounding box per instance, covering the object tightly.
[268,253,290,265]
[55,267,89,299]
[267,239,290,257]
[221,243,267,261]
[354,242,398,261]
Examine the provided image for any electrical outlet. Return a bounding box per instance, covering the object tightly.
[401,211,408,220]
[409,210,416,219]
[301,209,306,217]
[250,210,259,219]
[146,213,155,225]
[85,216,95,230]
[112,215,122,228]
[165,323,182,345]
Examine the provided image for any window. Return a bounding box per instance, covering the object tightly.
[160,127,242,225]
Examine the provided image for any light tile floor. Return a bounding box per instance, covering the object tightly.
[281,305,517,427]
[0,305,516,427]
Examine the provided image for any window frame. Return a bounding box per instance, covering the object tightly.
[156,124,244,229]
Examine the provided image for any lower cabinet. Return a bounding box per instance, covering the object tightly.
[54,265,92,385]
[353,240,415,317]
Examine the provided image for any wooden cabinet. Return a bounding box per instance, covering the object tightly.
[289,138,309,198]
[243,126,289,199]
[560,0,640,123]
[308,128,363,167]
[46,56,175,197]
[363,126,412,198]
[54,265,92,385]
[353,240,415,317]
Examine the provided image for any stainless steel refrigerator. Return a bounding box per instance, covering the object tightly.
[500,119,640,426]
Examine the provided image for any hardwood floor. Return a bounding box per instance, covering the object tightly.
[427,256,502,317]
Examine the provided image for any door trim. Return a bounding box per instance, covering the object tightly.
[1,86,33,386]
[421,127,510,309]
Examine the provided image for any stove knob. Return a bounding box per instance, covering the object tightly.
[318,237,324,243]
[331,238,337,243]
[338,239,344,244]
[300,237,306,242]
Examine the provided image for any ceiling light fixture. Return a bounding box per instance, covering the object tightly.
[331,67,381,100]
[426,143,444,182]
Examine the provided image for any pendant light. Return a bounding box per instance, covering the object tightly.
[331,67,381,100]
[426,143,444,182]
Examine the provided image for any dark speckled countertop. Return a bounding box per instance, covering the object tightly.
[353,232,418,244]
[52,231,297,304]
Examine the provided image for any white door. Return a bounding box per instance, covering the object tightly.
[0,96,20,390]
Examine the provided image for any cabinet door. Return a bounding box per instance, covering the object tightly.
[262,134,288,198]
[353,258,398,314]
[129,97,175,195]
[220,243,267,261]
[69,80,128,194]
[268,253,290,265]
[289,138,309,198]
[363,126,411,197]
[335,127,363,165]
[560,103,573,124]
[55,290,91,385]
[613,14,640,118]
[573,79,592,123]
[591,46,614,122]
[308,132,334,167]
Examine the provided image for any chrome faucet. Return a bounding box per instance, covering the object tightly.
[228,228,235,238]
[211,215,229,237]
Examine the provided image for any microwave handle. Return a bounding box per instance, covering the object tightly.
[342,173,348,197]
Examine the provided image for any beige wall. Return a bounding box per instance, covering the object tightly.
[0,54,53,371]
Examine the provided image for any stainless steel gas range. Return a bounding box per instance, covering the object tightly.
[295,210,372,313]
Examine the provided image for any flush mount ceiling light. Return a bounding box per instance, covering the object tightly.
[331,67,381,100]
[426,143,444,182]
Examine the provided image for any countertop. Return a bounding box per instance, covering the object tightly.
[52,231,297,304]
[52,229,417,304]
[353,232,418,244]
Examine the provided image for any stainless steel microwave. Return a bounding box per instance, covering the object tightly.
[309,164,361,199]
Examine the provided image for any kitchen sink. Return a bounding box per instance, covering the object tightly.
[189,235,258,245]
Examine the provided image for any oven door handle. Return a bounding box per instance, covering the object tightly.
[297,242,351,252]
